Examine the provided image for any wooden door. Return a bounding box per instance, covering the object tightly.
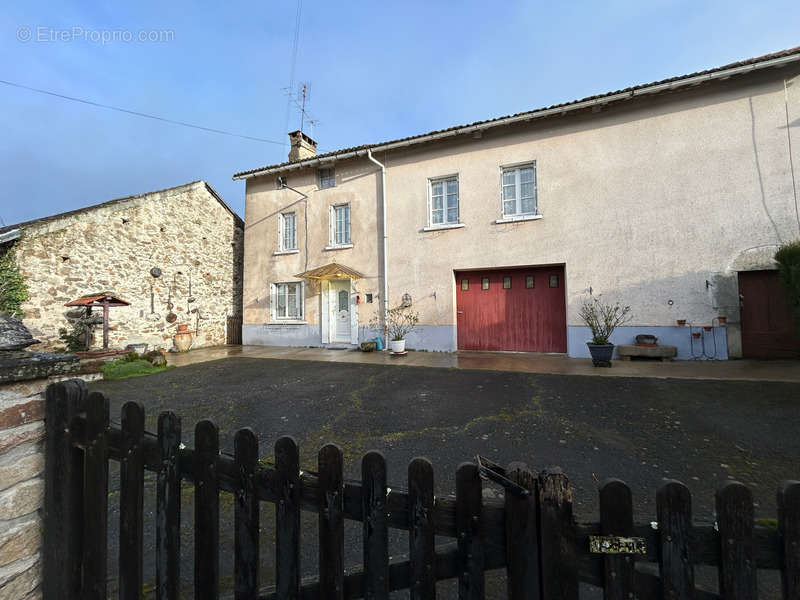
[455,266,567,352]
[738,270,800,359]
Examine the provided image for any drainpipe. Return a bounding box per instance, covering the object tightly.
[367,149,389,349]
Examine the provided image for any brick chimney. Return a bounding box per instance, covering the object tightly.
[288,130,318,162]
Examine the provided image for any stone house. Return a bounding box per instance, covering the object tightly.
[0,181,244,351]
[235,47,800,360]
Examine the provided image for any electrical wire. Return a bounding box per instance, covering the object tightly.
[0,78,284,145]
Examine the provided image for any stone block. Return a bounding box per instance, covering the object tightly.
[617,344,678,361]
[0,480,43,521]
[0,400,43,431]
[0,449,43,492]
[0,423,44,457]
[0,557,40,598]
[0,519,41,567]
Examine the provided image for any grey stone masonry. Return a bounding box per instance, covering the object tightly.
[0,317,87,600]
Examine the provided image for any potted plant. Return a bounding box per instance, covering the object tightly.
[374,306,419,353]
[579,295,632,367]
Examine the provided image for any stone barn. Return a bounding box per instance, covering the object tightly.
[0,181,243,351]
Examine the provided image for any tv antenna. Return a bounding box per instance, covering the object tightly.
[284,82,318,137]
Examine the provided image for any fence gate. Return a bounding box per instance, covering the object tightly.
[43,380,800,600]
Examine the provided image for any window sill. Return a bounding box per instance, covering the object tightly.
[324,244,353,251]
[422,223,465,232]
[268,320,307,325]
[273,249,299,256]
[494,214,543,224]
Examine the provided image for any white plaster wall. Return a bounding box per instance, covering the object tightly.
[242,67,800,357]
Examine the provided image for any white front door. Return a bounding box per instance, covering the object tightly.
[331,279,351,343]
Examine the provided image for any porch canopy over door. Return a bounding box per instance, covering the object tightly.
[295,262,364,345]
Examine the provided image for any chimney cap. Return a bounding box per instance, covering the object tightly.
[288,130,318,147]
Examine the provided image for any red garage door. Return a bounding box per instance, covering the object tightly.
[455,266,567,352]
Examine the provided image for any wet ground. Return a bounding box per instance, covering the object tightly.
[90,356,800,598]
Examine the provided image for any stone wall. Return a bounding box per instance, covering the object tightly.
[0,379,48,600]
[12,181,243,351]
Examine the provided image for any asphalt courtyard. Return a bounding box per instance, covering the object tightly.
[90,356,800,598]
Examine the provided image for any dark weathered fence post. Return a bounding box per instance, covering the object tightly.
[362,451,389,600]
[195,419,220,600]
[82,391,109,600]
[599,479,636,600]
[156,411,181,600]
[778,480,800,600]
[505,462,540,600]
[119,401,145,600]
[538,470,578,600]
[43,379,87,600]
[409,457,436,600]
[234,428,259,600]
[319,444,344,600]
[716,482,757,600]
[656,480,694,600]
[456,462,484,600]
[275,436,300,599]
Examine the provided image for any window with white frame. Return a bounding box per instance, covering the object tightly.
[429,176,459,226]
[329,204,351,246]
[319,167,335,189]
[278,212,297,251]
[501,163,537,217]
[272,282,303,320]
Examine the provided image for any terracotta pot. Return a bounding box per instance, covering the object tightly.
[692,332,701,339]
[177,324,189,332]
[676,319,686,326]
[174,329,193,352]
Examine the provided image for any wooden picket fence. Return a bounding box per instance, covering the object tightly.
[42,380,800,600]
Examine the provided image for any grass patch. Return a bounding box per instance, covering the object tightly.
[102,358,174,380]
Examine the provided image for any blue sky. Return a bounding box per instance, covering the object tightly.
[1,1,799,224]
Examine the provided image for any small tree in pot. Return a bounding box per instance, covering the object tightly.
[579,295,632,367]
[373,306,419,353]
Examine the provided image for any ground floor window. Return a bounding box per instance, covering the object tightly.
[272,282,304,320]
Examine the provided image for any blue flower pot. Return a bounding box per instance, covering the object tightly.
[587,343,614,367]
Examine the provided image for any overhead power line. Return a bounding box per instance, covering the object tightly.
[0,78,284,145]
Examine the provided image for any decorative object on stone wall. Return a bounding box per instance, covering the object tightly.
[401,293,412,308]
[0,313,40,351]
[187,273,195,303]
[150,267,162,278]
[174,324,193,352]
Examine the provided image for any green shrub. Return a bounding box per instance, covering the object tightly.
[0,244,29,318]
[775,240,800,336]
[101,358,174,380]
[58,322,89,352]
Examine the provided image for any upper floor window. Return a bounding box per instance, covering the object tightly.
[272,281,304,320]
[329,203,351,247]
[429,175,459,226]
[501,163,537,217]
[279,212,297,251]
[319,167,335,189]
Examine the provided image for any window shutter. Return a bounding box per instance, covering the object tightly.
[277,215,284,251]
[269,283,276,321]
